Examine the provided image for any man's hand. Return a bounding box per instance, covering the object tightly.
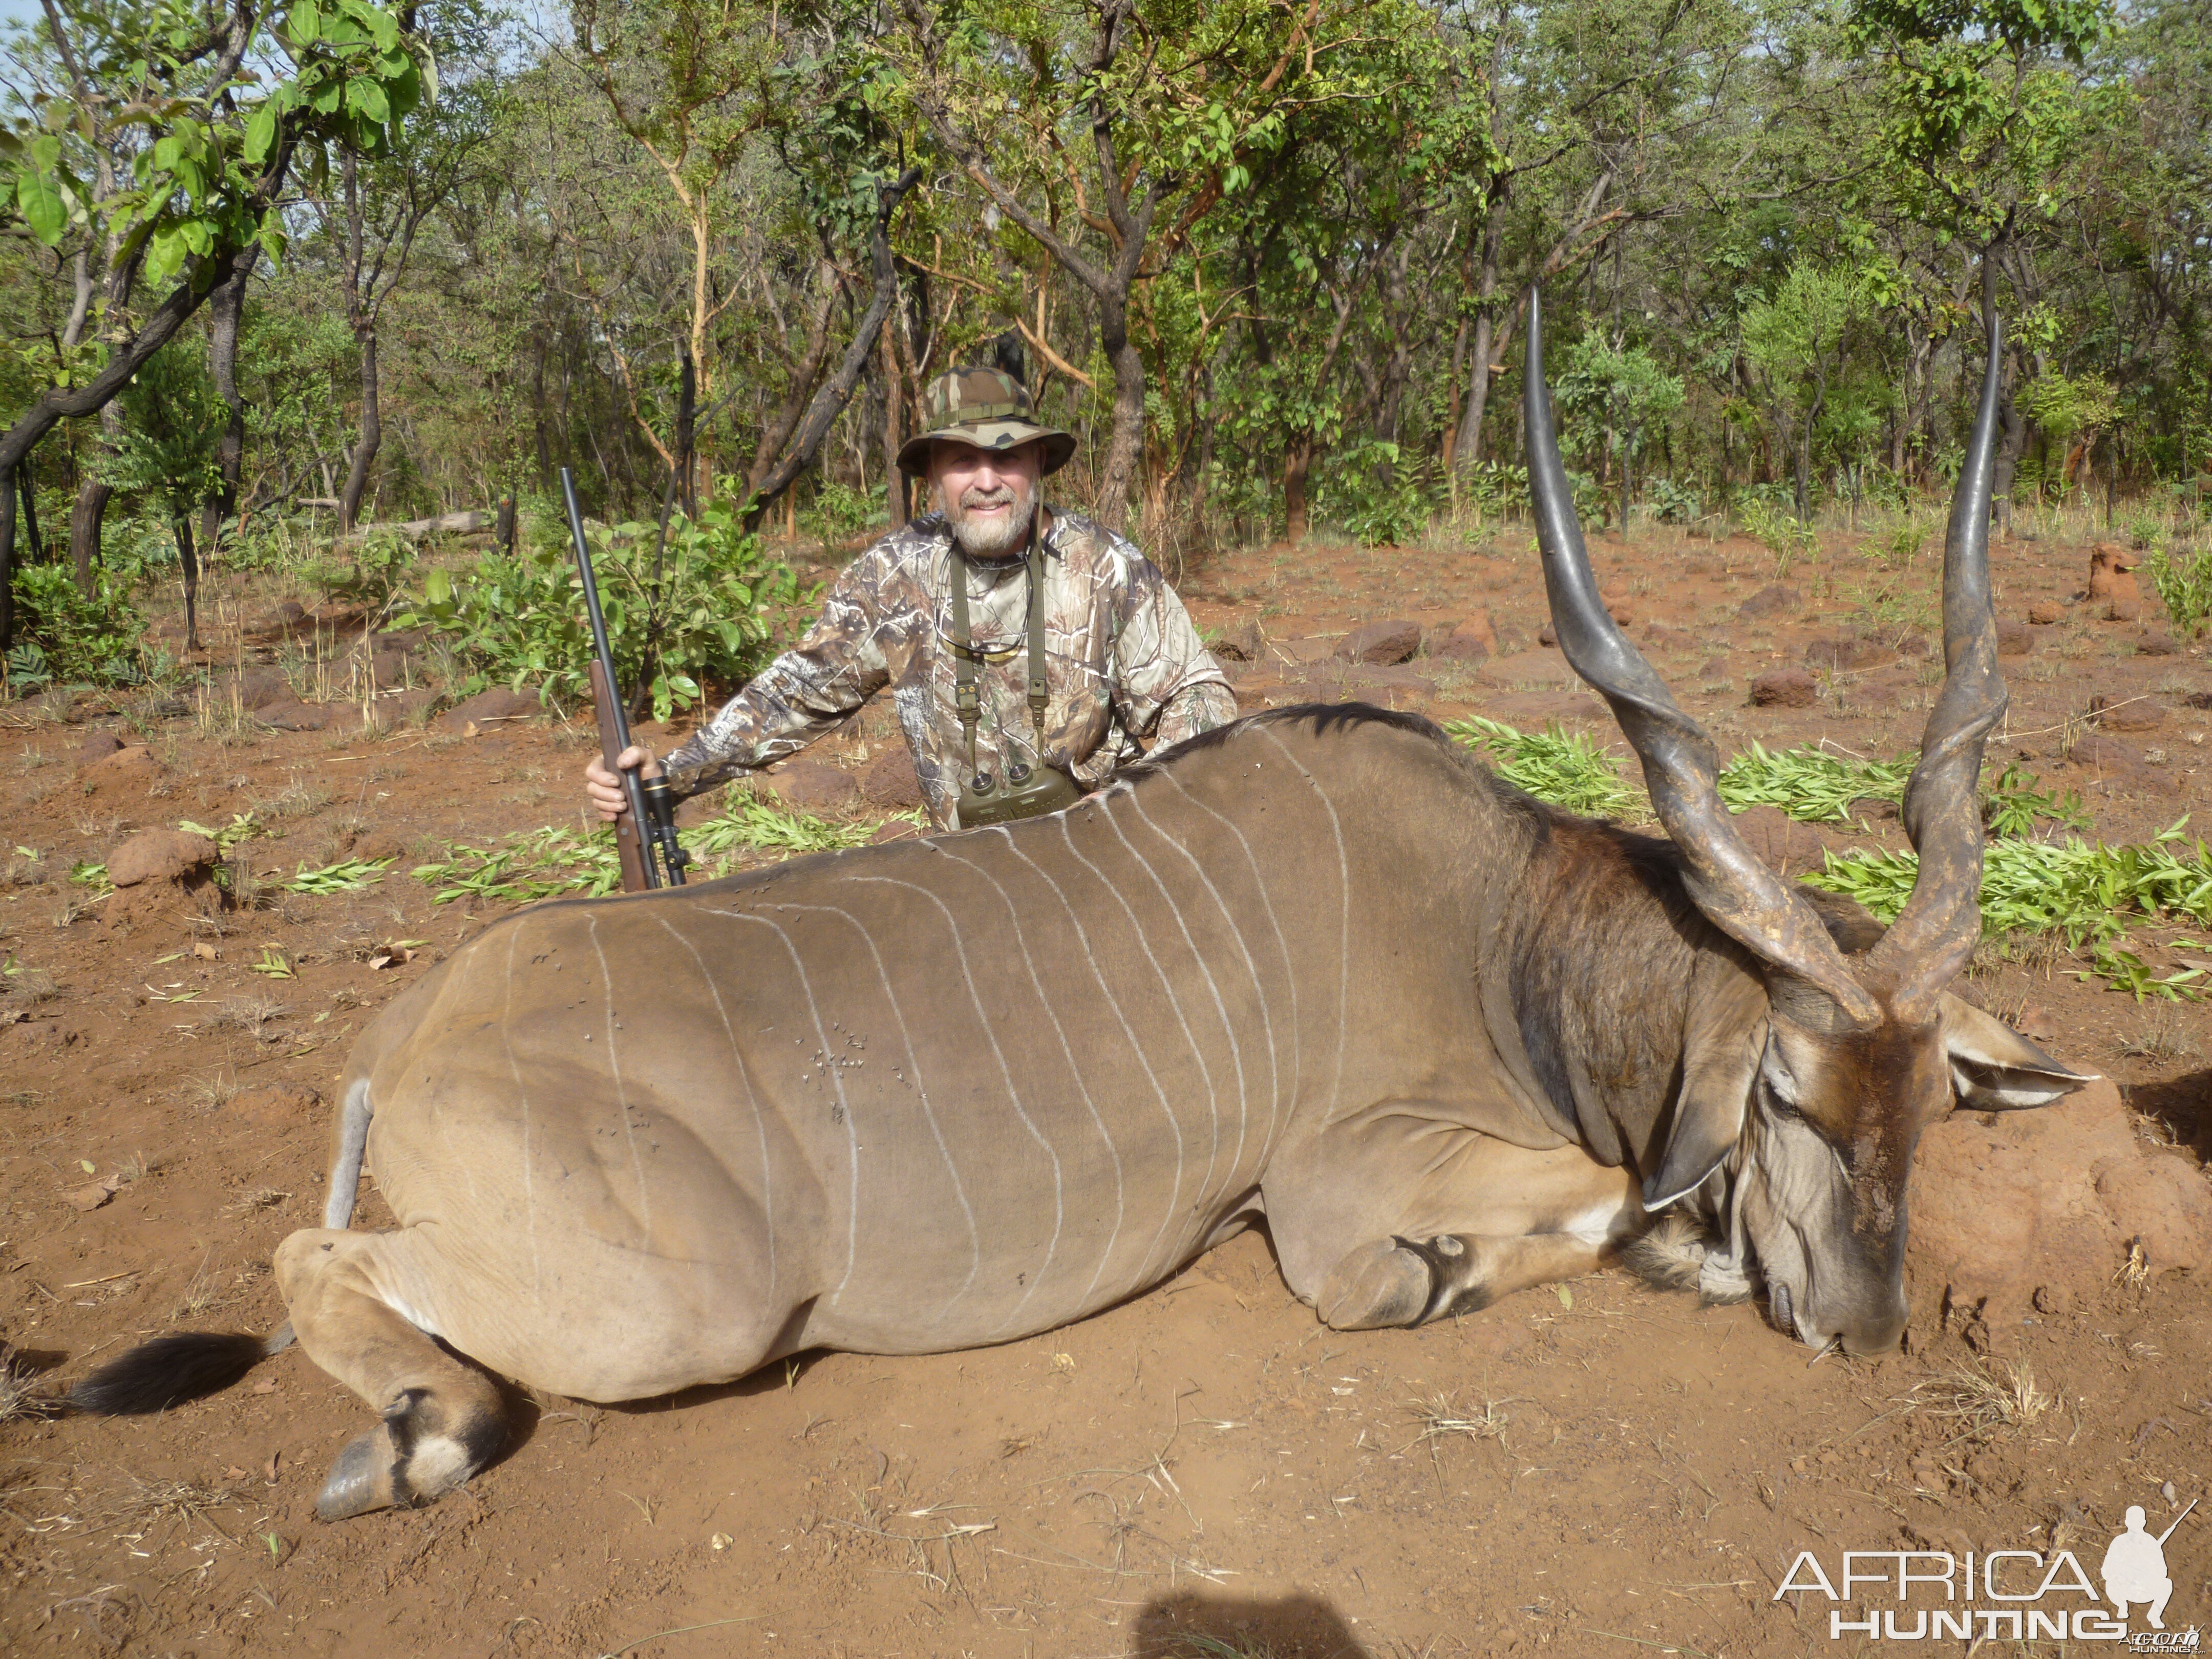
[585,745,663,822]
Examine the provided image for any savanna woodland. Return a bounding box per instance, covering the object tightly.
[2,0,2210,1655]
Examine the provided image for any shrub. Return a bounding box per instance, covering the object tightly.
[2145,542,2212,637]
[397,484,806,720]
[7,564,148,688]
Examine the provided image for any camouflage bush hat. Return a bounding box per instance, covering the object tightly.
[897,365,1076,477]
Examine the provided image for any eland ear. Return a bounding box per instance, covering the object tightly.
[1940,993,2097,1111]
[1643,1023,1760,1211]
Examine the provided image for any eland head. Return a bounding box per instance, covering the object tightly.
[1523,289,2093,1358]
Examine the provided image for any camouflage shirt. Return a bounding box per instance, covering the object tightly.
[658,507,1237,829]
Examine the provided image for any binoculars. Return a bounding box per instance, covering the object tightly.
[959,759,1081,827]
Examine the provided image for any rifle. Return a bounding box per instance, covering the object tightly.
[560,467,689,892]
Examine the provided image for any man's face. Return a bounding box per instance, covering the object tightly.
[932,440,1042,560]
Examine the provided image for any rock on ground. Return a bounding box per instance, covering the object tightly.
[861,748,924,809]
[2028,600,2065,625]
[77,744,168,798]
[2092,695,2166,734]
[1750,667,1818,708]
[1336,619,1424,665]
[1909,1075,2212,1319]
[1738,583,1800,621]
[1211,618,1267,664]
[1996,620,2035,657]
[108,829,219,888]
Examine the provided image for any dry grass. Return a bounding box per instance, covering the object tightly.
[1400,1389,1514,1451]
[0,1342,61,1425]
[249,776,332,821]
[2121,1005,2201,1065]
[195,995,287,1044]
[167,1252,264,1323]
[1907,1357,2054,1445]
[184,1072,239,1113]
[2,965,58,1014]
[222,1187,291,1217]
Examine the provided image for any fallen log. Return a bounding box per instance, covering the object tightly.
[331,509,494,552]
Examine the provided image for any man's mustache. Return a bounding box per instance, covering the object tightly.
[960,484,1023,511]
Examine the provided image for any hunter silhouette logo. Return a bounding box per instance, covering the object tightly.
[2104,1503,2188,1629]
[1774,1497,2199,1645]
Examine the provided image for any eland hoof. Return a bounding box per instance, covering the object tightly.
[315,1386,505,1522]
[1317,1238,1434,1330]
[317,1423,405,1521]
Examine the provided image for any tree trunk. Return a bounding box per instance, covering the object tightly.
[1992,344,2026,538]
[1454,214,1505,473]
[17,460,43,564]
[71,422,115,597]
[531,346,551,492]
[0,223,269,651]
[339,327,381,530]
[743,169,922,534]
[1095,293,1146,534]
[0,463,14,654]
[175,514,200,652]
[199,247,257,559]
[880,322,906,528]
[1283,437,1314,543]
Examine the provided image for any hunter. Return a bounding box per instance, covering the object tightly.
[585,365,1236,832]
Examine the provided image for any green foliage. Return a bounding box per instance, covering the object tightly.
[284,857,392,894]
[1738,495,1821,575]
[410,797,904,904]
[1444,716,1642,819]
[2145,543,2212,637]
[99,339,225,517]
[305,529,417,606]
[1714,742,1911,823]
[1645,477,1702,525]
[1982,762,2089,836]
[1322,440,1433,547]
[2,0,431,320]
[1550,335,1685,479]
[7,565,148,687]
[801,481,884,545]
[396,487,805,720]
[1808,819,2212,997]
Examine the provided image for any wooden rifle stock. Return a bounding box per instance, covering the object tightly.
[590,658,652,894]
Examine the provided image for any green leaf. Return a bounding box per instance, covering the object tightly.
[16,169,65,244]
[346,77,390,124]
[243,104,278,164]
[291,0,322,46]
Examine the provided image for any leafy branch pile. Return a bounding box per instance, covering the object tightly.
[1448,716,2192,996]
[1809,823,2212,1000]
[409,797,906,906]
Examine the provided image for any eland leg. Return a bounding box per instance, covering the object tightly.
[1265,1121,1643,1331]
[273,1229,508,1521]
[1317,1231,1617,1330]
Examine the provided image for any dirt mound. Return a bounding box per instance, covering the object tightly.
[1909,1075,2211,1320]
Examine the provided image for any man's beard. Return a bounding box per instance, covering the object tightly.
[945,481,1036,559]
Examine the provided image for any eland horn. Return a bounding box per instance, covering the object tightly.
[1522,289,1881,1029]
[1862,300,2008,1021]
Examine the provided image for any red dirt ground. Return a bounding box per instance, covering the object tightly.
[2,519,2207,1658]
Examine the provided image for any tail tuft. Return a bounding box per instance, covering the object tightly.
[1623,1209,1710,1293]
[70,1332,271,1415]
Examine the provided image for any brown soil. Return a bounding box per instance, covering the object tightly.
[3,523,2208,1657]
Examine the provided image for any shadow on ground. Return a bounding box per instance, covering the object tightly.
[1130,1590,1371,1657]
[2125,1068,2212,1162]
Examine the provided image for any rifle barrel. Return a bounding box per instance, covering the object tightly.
[562,468,658,891]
